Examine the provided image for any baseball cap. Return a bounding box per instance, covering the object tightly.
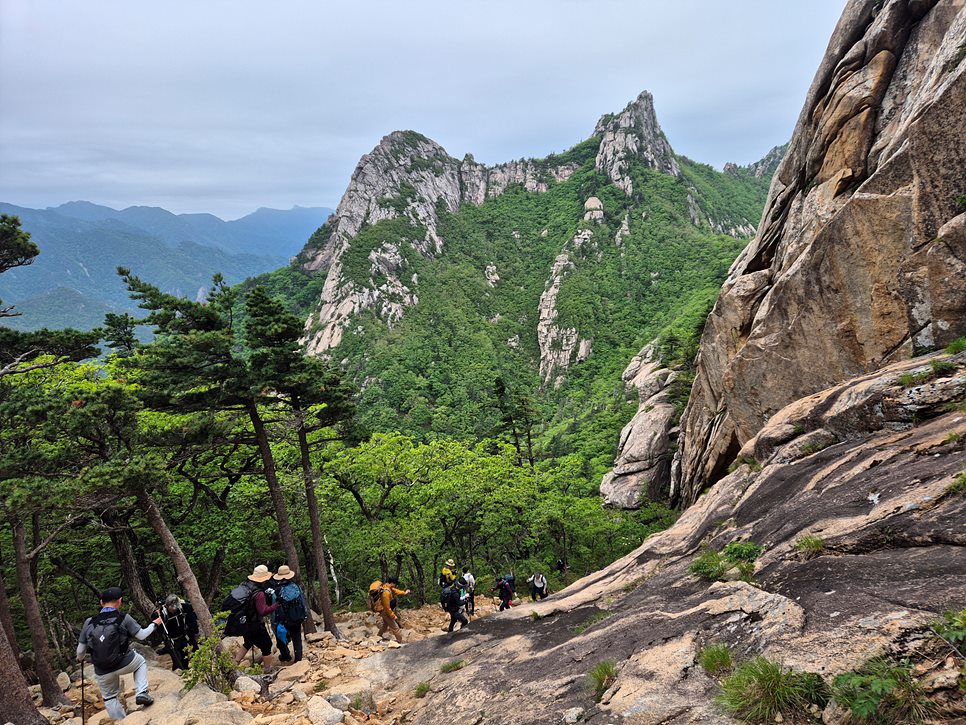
[100,586,123,602]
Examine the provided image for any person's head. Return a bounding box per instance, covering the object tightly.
[462,566,469,574]
[457,576,467,588]
[247,564,273,586]
[100,586,123,608]
[274,564,296,582]
[163,594,182,616]
[445,559,455,568]
[386,576,399,586]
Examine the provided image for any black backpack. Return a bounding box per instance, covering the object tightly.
[443,587,462,614]
[278,583,308,623]
[87,611,128,671]
[221,582,258,636]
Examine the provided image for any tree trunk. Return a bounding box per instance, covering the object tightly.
[0,621,45,725]
[202,546,225,605]
[11,519,69,706]
[0,558,21,662]
[247,402,301,581]
[104,513,157,618]
[409,553,426,606]
[135,489,216,639]
[294,411,341,637]
[326,538,341,605]
[296,537,318,634]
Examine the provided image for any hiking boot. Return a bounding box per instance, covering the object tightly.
[135,693,154,707]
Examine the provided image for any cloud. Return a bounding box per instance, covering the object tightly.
[0,0,845,219]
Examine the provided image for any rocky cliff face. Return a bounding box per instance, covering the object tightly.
[298,91,758,365]
[675,0,966,506]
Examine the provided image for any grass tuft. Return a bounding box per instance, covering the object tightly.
[833,656,933,723]
[931,358,957,376]
[414,681,431,698]
[949,468,966,495]
[697,644,733,676]
[573,610,611,634]
[440,660,465,673]
[794,535,826,557]
[718,657,828,721]
[945,336,966,354]
[588,660,617,701]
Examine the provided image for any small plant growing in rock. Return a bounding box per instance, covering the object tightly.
[945,336,966,354]
[944,431,962,444]
[314,679,328,692]
[722,541,764,563]
[573,610,611,634]
[718,657,828,721]
[181,615,237,695]
[899,370,932,387]
[727,455,761,473]
[530,610,541,621]
[588,660,617,701]
[689,548,728,580]
[441,660,465,673]
[350,690,377,714]
[833,656,933,723]
[800,439,832,456]
[930,608,966,652]
[691,541,764,583]
[930,358,957,376]
[795,535,826,557]
[949,469,966,495]
[697,644,733,676]
[414,681,431,698]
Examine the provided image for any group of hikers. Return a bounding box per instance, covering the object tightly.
[76,564,309,721]
[77,558,561,720]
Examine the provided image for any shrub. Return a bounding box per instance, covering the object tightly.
[945,337,966,354]
[795,535,826,557]
[718,657,828,721]
[689,549,728,581]
[441,660,465,673]
[588,660,617,701]
[898,370,931,387]
[697,644,733,676]
[181,616,238,695]
[931,608,966,647]
[931,359,957,376]
[415,681,431,698]
[833,657,933,723]
[722,541,765,563]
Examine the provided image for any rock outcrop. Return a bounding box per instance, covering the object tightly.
[675,0,966,506]
[600,343,678,508]
[357,349,966,724]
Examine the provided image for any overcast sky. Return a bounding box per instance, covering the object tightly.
[0,1,846,220]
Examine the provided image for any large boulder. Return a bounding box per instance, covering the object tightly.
[675,0,966,506]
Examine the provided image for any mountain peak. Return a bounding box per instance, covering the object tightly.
[593,90,679,194]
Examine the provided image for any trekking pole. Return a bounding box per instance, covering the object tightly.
[80,657,86,725]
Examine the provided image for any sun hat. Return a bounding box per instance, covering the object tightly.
[275,564,295,580]
[248,564,273,582]
[446,559,455,567]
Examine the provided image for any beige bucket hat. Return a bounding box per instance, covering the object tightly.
[275,564,295,580]
[248,564,273,582]
[446,559,455,567]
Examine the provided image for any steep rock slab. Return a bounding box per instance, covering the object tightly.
[676,0,966,506]
[355,352,966,724]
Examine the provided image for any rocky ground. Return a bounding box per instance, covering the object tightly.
[28,597,506,725]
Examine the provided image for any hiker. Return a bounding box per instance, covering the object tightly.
[272,564,309,663]
[492,576,514,611]
[443,578,469,632]
[76,586,162,721]
[555,558,566,574]
[369,576,410,643]
[225,564,279,668]
[154,594,199,671]
[462,566,476,615]
[439,558,457,587]
[527,572,549,601]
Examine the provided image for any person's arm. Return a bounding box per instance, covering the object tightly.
[254,590,279,616]
[76,619,91,661]
[390,586,409,596]
[381,590,395,617]
[124,613,160,641]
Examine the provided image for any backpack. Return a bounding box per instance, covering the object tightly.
[368,581,385,613]
[442,586,462,613]
[87,611,128,671]
[221,582,258,636]
[278,583,308,623]
[504,574,515,591]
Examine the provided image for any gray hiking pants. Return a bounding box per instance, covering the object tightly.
[95,651,149,720]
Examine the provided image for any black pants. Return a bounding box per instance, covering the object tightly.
[466,591,475,615]
[531,586,548,601]
[447,610,468,632]
[499,595,512,611]
[164,635,196,670]
[275,621,303,662]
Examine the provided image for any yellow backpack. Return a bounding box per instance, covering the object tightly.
[368,580,385,612]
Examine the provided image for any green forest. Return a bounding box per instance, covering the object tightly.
[0,136,773,714]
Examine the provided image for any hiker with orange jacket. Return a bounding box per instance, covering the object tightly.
[368,576,410,643]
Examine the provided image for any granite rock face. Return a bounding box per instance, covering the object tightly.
[358,351,966,724]
[675,0,966,506]
[600,343,678,508]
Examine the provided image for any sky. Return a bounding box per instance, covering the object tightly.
[0,1,847,220]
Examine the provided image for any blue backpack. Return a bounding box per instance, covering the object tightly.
[278,583,308,623]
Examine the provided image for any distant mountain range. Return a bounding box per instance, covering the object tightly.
[0,202,332,331]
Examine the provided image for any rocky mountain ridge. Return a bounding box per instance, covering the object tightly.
[297,92,764,361]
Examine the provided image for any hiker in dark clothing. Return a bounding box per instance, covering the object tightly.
[271,564,309,663]
[76,586,162,721]
[492,576,514,611]
[232,564,279,668]
[154,594,199,670]
[443,578,469,632]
